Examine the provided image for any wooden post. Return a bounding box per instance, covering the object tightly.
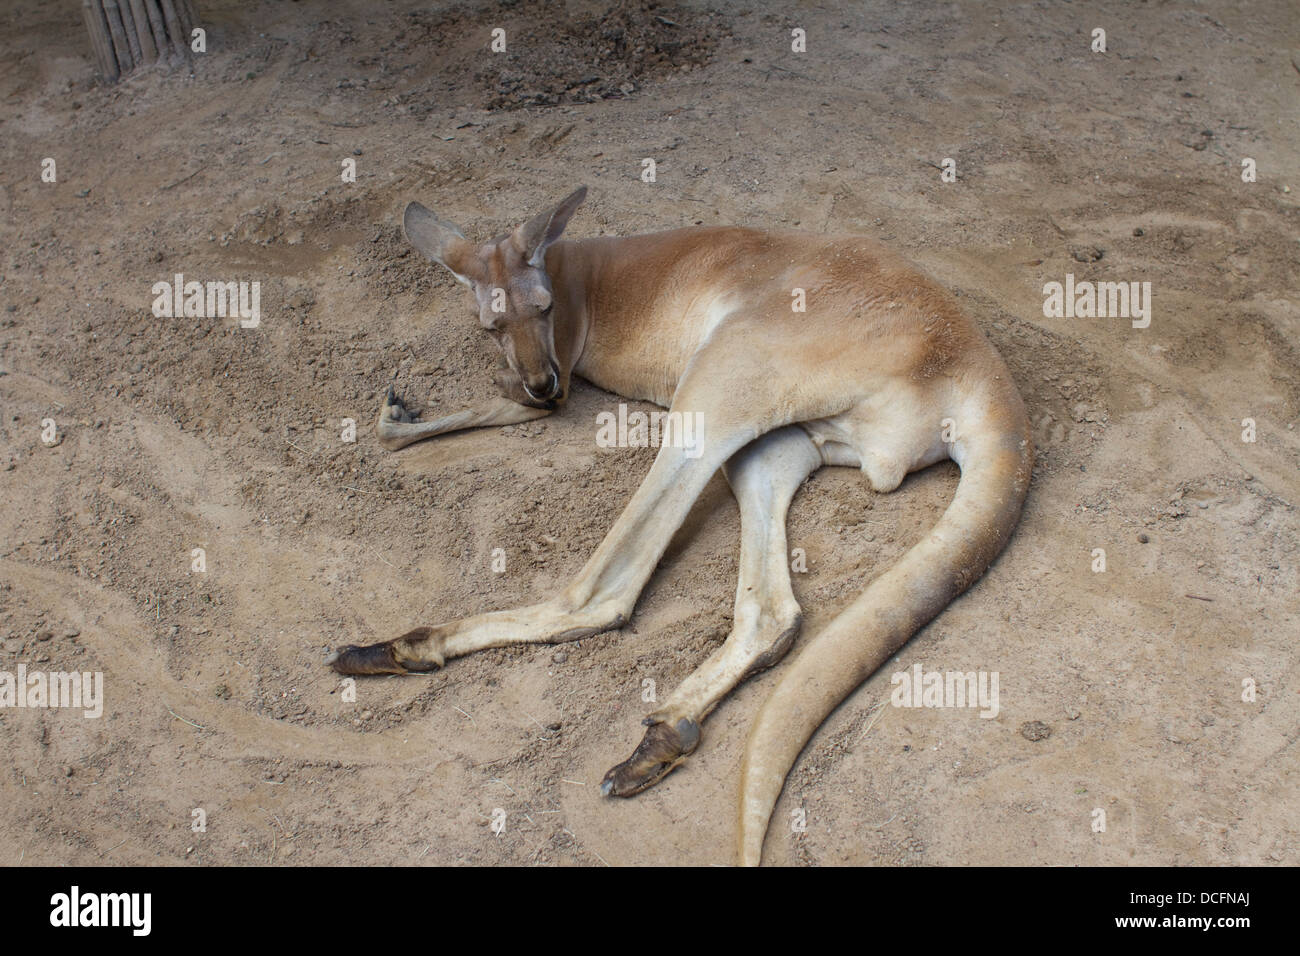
[102,0,135,74]
[176,0,194,46]
[82,0,119,81]
[143,0,169,64]
[159,0,187,59]
[116,0,144,67]
[128,0,158,64]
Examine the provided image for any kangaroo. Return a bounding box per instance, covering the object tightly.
[326,186,1033,865]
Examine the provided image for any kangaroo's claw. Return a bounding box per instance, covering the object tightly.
[601,717,701,796]
[379,385,418,423]
[327,642,410,675]
[327,627,445,675]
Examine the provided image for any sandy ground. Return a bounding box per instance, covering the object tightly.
[0,0,1297,866]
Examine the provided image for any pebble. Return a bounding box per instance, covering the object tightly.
[1020,720,1052,741]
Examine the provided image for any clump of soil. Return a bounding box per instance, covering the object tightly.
[401,0,728,110]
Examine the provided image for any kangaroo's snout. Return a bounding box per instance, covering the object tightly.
[523,367,560,402]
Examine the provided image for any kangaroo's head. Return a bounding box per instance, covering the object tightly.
[402,186,588,403]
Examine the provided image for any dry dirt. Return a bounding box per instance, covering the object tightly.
[1,0,1297,866]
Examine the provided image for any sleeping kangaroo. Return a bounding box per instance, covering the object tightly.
[326,186,1033,864]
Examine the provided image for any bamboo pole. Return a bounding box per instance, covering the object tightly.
[128,0,157,64]
[116,0,144,67]
[143,0,169,63]
[82,0,119,81]
[82,0,105,77]
[175,0,194,46]
[102,0,135,74]
[159,0,187,59]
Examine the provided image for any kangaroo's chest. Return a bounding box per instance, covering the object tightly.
[575,290,741,408]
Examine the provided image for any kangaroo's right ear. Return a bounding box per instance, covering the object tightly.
[403,201,479,287]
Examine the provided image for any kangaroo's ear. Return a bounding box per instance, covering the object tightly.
[512,185,587,267]
[403,201,478,287]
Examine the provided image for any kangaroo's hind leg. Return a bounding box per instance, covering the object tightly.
[328,358,781,676]
[601,426,823,796]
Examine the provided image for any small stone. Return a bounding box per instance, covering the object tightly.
[1138,533,1149,543]
[1020,720,1052,741]
[552,650,568,664]
[1132,227,1145,237]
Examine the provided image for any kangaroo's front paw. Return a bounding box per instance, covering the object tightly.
[382,385,418,423]
[376,385,418,449]
[326,627,445,675]
[600,717,701,796]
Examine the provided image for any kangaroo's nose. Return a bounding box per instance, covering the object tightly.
[524,369,560,402]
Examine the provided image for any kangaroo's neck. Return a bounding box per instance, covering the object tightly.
[544,237,600,377]
[545,231,713,406]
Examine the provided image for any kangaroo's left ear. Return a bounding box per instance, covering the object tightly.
[403,201,479,287]
[512,186,588,267]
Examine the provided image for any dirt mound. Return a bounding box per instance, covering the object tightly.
[399,0,728,110]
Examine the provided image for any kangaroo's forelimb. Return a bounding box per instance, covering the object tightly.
[375,384,553,451]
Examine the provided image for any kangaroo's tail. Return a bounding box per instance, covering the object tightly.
[737,400,1033,865]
